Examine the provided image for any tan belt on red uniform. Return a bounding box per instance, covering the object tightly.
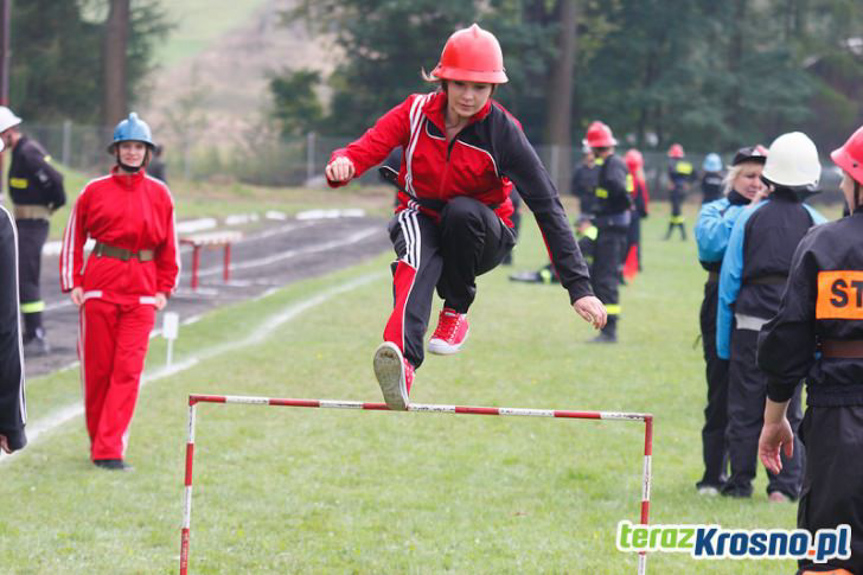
[94,242,154,262]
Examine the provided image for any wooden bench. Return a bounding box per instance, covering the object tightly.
[180,231,243,290]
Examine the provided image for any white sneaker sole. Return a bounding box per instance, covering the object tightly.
[428,327,469,355]
[373,342,409,411]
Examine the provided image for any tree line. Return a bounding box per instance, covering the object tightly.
[9,0,169,128]
[274,0,863,155]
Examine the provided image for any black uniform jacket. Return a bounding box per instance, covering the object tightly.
[571,163,600,215]
[759,211,863,407]
[593,155,631,218]
[9,137,66,210]
[0,205,26,450]
[737,189,818,320]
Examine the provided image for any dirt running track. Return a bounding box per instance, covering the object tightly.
[28,215,390,379]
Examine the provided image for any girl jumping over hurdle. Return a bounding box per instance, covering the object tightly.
[325,23,605,410]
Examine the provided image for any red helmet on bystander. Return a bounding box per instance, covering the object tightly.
[583,121,617,148]
[831,126,863,186]
[668,143,684,158]
[624,149,644,172]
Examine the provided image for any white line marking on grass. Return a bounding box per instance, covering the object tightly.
[0,271,385,464]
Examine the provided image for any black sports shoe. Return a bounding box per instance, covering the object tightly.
[22,333,51,357]
[588,332,617,344]
[93,459,133,472]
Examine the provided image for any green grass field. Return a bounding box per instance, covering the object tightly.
[1,199,842,573]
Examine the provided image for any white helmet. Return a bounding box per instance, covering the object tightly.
[0,106,21,133]
[761,131,821,190]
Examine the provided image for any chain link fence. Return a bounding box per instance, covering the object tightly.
[24,122,842,203]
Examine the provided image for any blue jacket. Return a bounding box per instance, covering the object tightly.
[694,192,750,271]
[716,191,826,359]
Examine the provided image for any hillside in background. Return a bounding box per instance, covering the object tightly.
[140,0,338,146]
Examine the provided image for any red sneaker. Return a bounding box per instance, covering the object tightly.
[373,342,413,411]
[428,307,469,355]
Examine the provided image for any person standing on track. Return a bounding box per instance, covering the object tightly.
[0,137,28,455]
[693,144,767,495]
[59,113,179,471]
[758,125,863,574]
[324,23,606,410]
[0,106,66,357]
[716,132,826,500]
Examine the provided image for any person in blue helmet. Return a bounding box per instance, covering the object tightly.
[700,153,724,204]
[60,113,180,471]
[693,144,767,495]
[716,132,827,501]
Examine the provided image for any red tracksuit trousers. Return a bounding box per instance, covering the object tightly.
[79,298,155,461]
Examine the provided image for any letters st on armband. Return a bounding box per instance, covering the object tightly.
[818,271,863,319]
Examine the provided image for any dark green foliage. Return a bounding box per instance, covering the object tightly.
[273,0,863,151]
[9,0,169,124]
[270,70,324,137]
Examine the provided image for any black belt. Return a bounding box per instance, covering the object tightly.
[747,274,787,285]
[94,242,154,262]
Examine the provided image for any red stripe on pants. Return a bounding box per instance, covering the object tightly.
[80,298,155,461]
[383,261,417,354]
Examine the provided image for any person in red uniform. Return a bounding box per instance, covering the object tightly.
[60,113,179,471]
[623,148,649,278]
[758,125,863,574]
[325,23,606,410]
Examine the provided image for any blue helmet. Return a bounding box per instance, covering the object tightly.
[108,112,154,153]
[702,153,722,172]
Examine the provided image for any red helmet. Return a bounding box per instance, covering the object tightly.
[431,24,508,84]
[583,121,617,148]
[668,143,684,158]
[624,149,644,171]
[831,125,863,186]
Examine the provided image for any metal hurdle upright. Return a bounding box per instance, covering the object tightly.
[179,394,654,574]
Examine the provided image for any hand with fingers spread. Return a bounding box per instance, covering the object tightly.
[325,156,356,183]
[573,295,607,330]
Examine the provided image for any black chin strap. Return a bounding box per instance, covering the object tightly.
[114,149,150,173]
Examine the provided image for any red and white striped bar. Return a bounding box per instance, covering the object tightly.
[180,394,654,575]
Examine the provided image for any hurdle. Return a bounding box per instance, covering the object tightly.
[179,394,654,574]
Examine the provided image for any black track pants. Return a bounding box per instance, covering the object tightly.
[592,225,627,337]
[698,280,729,487]
[0,207,26,451]
[16,219,49,335]
[383,197,514,368]
[725,328,804,498]
[795,406,863,574]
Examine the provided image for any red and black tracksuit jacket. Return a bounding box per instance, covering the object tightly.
[328,91,592,304]
[328,91,592,368]
[759,212,863,572]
